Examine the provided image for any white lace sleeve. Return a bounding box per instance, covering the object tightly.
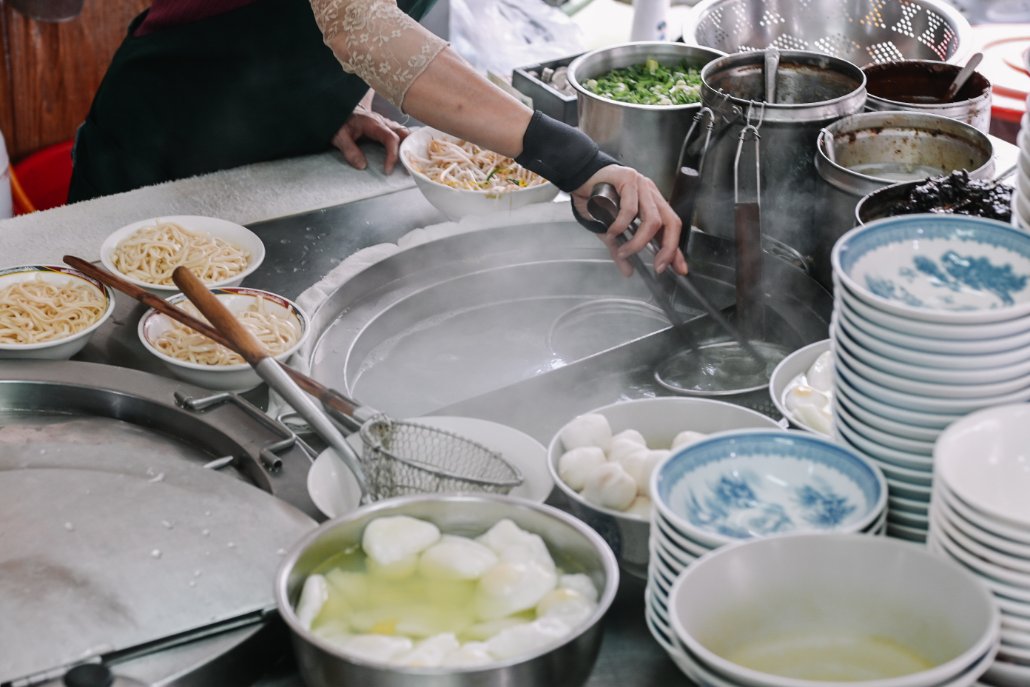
[310,0,448,110]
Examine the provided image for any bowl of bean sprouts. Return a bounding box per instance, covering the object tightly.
[0,264,116,360]
[399,126,559,220]
[101,215,265,295]
[138,286,309,391]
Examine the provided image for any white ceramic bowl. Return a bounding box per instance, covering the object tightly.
[138,287,308,391]
[833,338,1030,399]
[669,533,1000,687]
[547,397,782,579]
[832,214,1030,324]
[832,363,961,431]
[834,402,936,456]
[930,512,1030,587]
[934,482,1030,547]
[935,404,1030,529]
[0,264,115,360]
[833,311,1030,371]
[934,492,1030,560]
[769,339,832,436]
[101,215,265,295]
[652,430,887,549]
[834,387,942,442]
[399,126,560,220]
[837,280,1030,341]
[1016,190,1030,226]
[307,415,554,518]
[837,299,1030,359]
[930,506,1030,574]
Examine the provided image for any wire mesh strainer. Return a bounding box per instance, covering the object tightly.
[358,416,523,500]
[683,0,972,66]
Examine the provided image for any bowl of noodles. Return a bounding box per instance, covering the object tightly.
[101,215,265,295]
[0,264,116,360]
[138,286,309,391]
[400,126,559,220]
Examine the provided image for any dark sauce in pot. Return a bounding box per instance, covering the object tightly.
[863,62,990,104]
[884,170,1012,222]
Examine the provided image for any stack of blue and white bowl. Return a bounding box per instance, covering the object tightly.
[830,215,1030,542]
[644,430,887,666]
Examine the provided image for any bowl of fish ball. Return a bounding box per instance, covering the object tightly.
[276,494,618,687]
[138,286,308,391]
[399,126,559,220]
[769,339,833,437]
[0,264,115,360]
[100,215,265,295]
[546,397,784,579]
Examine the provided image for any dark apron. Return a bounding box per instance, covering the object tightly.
[69,0,435,202]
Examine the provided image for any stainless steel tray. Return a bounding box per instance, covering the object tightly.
[0,361,317,686]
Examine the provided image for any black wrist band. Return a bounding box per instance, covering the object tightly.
[515,111,618,193]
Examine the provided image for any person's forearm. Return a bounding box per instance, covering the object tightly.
[401,48,533,158]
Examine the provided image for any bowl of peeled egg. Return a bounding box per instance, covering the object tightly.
[546,397,784,580]
[769,339,833,437]
[276,494,618,687]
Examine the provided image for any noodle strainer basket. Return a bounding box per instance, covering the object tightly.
[683,0,972,66]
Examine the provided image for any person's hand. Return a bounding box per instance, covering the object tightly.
[571,165,687,278]
[331,104,410,174]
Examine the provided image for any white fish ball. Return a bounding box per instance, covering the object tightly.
[807,351,833,392]
[637,450,669,498]
[477,519,555,572]
[558,446,607,491]
[441,641,494,667]
[296,574,329,629]
[396,633,461,667]
[671,430,707,450]
[559,573,598,602]
[367,555,417,580]
[362,515,440,568]
[475,560,557,620]
[625,495,653,517]
[608,436,649,468]
[581,462,637,511]
[418,534,499,580]
[464,617,530,642]
[793,403,833,435]
[559,413,612,452]
[485,617,572,660]
[785,384,830,415]
[610,428,646,449]
[339,634,414,663]
[536,588,595,628]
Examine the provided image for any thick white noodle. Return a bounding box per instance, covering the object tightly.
[112,222,250,286]
[154,297,300,366]
[0,277,105,344]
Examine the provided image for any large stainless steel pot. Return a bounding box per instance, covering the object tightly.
[694,50,867,288]
[276,494,619,687]
[567,42,724,197]
[814,111,994,282]
[863,60,992,133]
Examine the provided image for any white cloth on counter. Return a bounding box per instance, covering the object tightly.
[0,146,414,266]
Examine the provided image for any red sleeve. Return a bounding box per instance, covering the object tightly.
[134,0,258,36]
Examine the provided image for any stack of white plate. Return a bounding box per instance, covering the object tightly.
[929,404,1030,687]
[1014,103,1029,231]
[644,430,887,662]
[830,215,1030,542]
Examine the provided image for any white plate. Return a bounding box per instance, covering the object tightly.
[832,214,1030,323]
[935,404,1030,529]
[100,215,265,295]
[306,415,553,518]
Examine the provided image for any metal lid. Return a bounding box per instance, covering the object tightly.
[0,447,314,685]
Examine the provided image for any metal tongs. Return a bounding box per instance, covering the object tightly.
[735,115,764,338]
[571,183,762,362]
[669,107,715,231]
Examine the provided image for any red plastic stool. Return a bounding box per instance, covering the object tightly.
[12,139,74,214]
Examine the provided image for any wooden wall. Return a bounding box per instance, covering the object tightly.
[1,0,150,161]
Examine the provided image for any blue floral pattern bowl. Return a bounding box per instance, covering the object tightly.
[652,430,887,547]
[832,215,1030,324]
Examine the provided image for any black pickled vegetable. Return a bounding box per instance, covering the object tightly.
[884,170,1012,222]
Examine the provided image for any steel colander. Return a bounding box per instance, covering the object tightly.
[683,0,972,66]
[358,416,524,500]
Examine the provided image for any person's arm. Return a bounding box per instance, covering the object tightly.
[309,0,685,275]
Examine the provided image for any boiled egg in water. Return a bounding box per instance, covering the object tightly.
[557,413,708,514]
[782,351,833,435]
[297,515,600,668]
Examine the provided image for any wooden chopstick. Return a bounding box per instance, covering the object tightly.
[62,255,360,421]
